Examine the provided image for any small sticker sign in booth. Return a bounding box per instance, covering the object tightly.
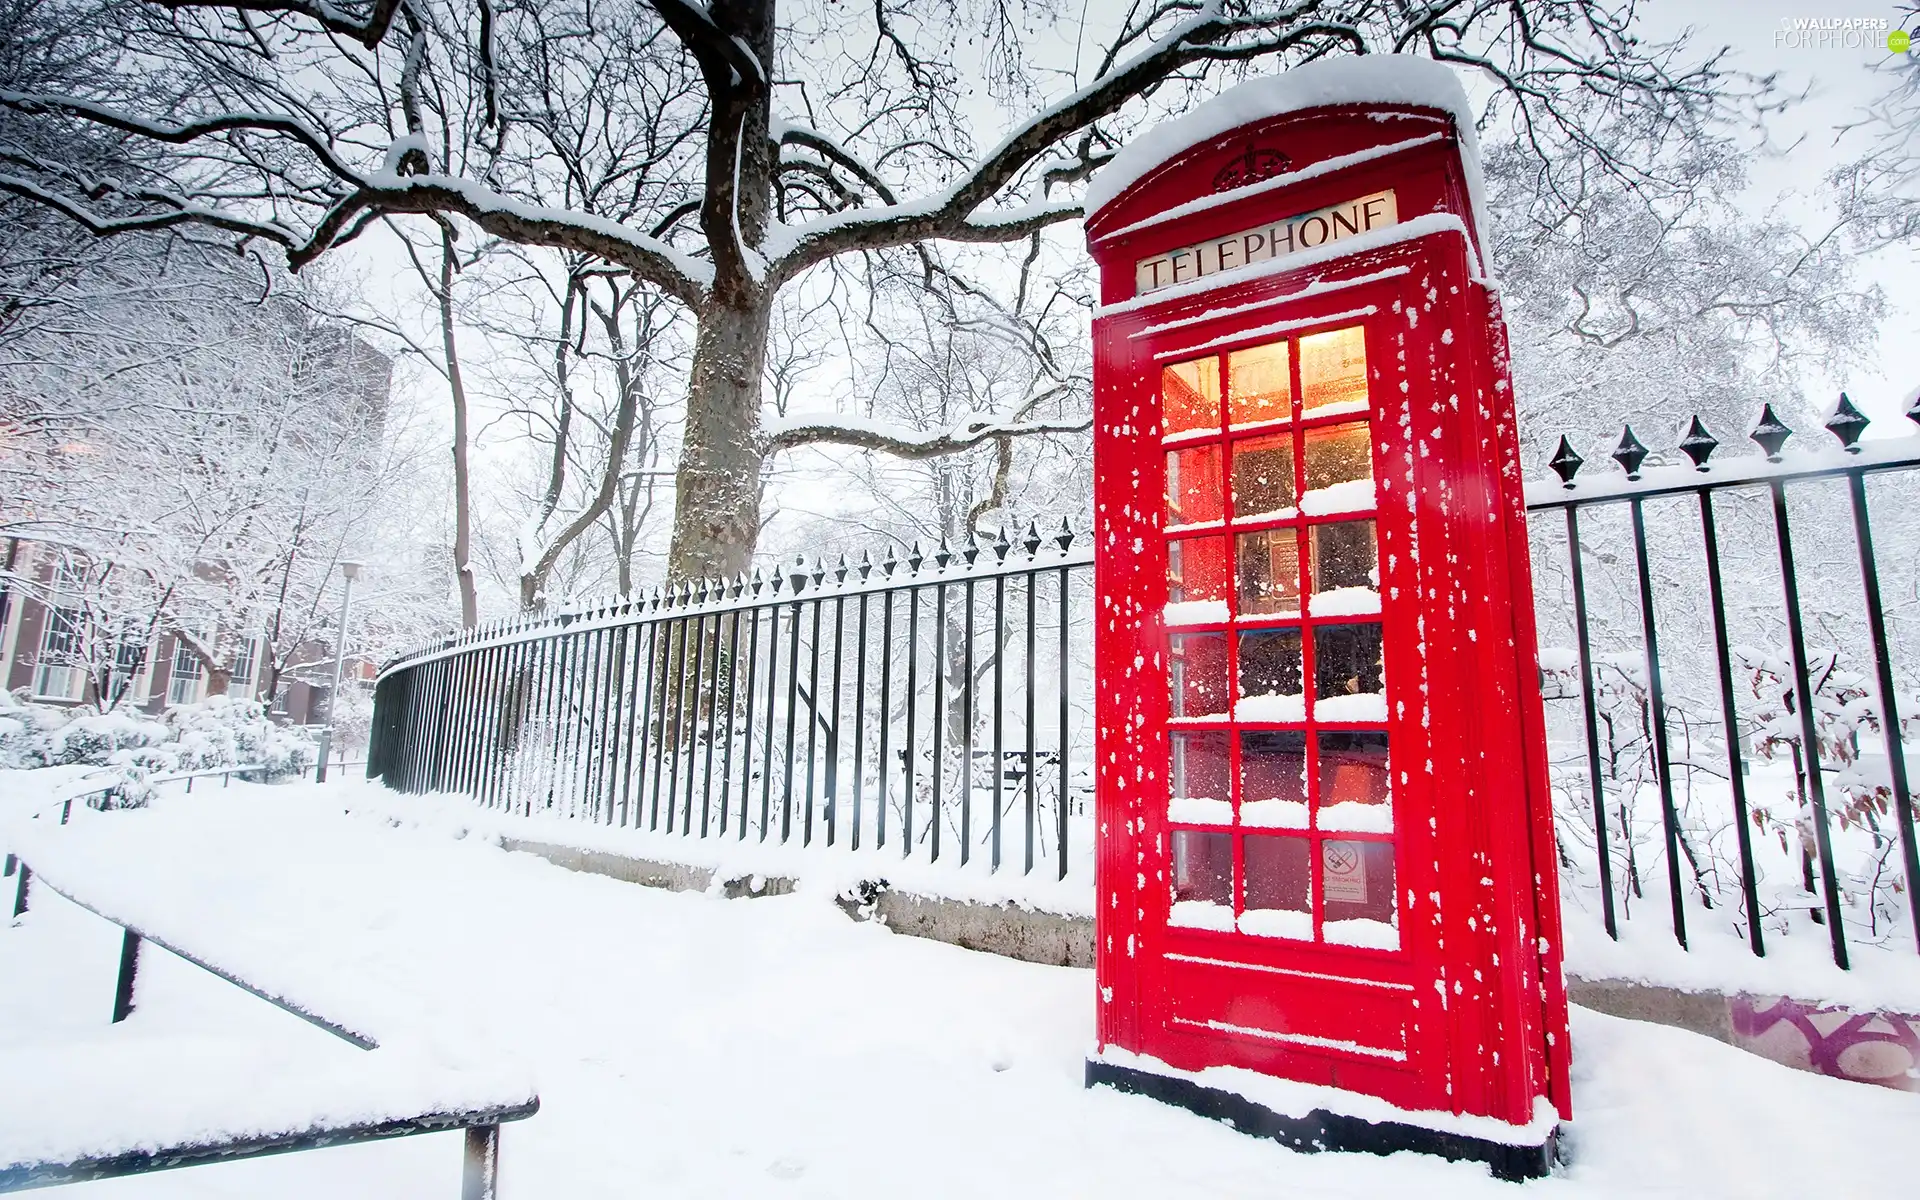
[1082,58,1570,1178]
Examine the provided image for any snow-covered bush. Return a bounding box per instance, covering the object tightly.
[0,690,317,782]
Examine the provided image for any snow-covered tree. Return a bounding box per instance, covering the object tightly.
[0,0,1752,584]
[1,229,450,706]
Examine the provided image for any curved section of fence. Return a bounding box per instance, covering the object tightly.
[369,523,1095,880]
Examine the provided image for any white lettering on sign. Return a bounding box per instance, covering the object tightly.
[1134,190,1399,295]
[1322,840,1370,904]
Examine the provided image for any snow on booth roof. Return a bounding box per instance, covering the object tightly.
[1083,54,1490,241]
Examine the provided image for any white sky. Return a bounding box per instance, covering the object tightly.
[1653,0,1917,428]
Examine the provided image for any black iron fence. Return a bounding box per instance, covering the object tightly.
[1528,397,1920,968]
[371,403,1920,973]
[370,524,1095,879]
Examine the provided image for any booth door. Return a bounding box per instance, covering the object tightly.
[1149,279,1441,1106]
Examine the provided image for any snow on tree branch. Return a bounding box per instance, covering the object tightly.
[763,408,1091,459]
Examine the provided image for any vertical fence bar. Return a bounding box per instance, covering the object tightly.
[739,604,762,840]
[465,645,487,804]
[618,621,637,821]
[1847,471,1920,954]
[876,587,895,852]
[991,570,1005,872]
[682,611,708,835]
[551,631,577,813]
[598,622,626,822]
[761,602,781,841]
[782,594,802,844]
[720,605,744,837]
[852,589,869,851]
[1565,505,1618,938]
[706,607,735,839]
[1770,478,1850,968]
[581,626,607,819]
[1024,570,1037,875]
[448,650,473,797]
[827,590,846,847]
[1629,496,1690,949]
[804,596,823,846]
[543,632,566,813]
[566,627,591,818]
[930,580,944,862]
[902,585,920,857]
[666,615,692,834]
[628,619,658,826]
[649,615,677,830]
[961,575,976,866]
[1698,490,1765,956]
[516,637,538,812]
[476,643,495,797]
[1059,561,1072,881]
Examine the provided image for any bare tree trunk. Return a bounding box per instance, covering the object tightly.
[667,299,772,583]
[439,229,479,627]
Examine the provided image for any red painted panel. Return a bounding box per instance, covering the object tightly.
[1090,99,1568,1130]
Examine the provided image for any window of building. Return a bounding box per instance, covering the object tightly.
[32,606,86,701]
[227,635,259,697]
[105,636,151,706]
[168,638,206,706]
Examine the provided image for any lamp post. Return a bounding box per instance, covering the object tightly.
[316,561,362,783]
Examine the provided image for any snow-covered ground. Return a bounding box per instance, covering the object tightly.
[3,778,1916,1197]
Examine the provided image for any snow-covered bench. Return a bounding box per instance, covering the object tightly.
[2,810,538,1196]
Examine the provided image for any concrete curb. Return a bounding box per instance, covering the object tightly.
[496,836,1916,1093]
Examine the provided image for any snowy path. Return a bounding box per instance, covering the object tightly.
[2,781,1915,1198]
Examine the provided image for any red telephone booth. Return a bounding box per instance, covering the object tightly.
[1082,58,1570,1179]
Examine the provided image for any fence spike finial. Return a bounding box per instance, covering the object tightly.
[993,525,1011,563]
[883,544,899,577]
[905,541,922,574]
[1906,387,1920,429]
[1678,415,1718,470]
[961,528,981,566]
[811,557,826,588]
[1612,426,1648,480]
[1056,516,1075,552]
[1023,519,1042,559]
[1825,393,1869,453]
[835,553,849,584]
[1751,403,1793,462]
[858,548,873,581]
[1548,435,1582,487]
[934,535,952,570]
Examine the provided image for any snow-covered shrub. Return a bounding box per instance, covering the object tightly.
[159,696,317,781]
[0,689,316,782]
[44,708,169,766]
[0,692,74,769]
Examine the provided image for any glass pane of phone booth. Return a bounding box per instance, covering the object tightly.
[1160,322,1397,951]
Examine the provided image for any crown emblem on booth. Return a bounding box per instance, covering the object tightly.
[1211,144,1291,192]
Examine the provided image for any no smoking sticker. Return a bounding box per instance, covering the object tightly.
[1323,840,1368,903]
